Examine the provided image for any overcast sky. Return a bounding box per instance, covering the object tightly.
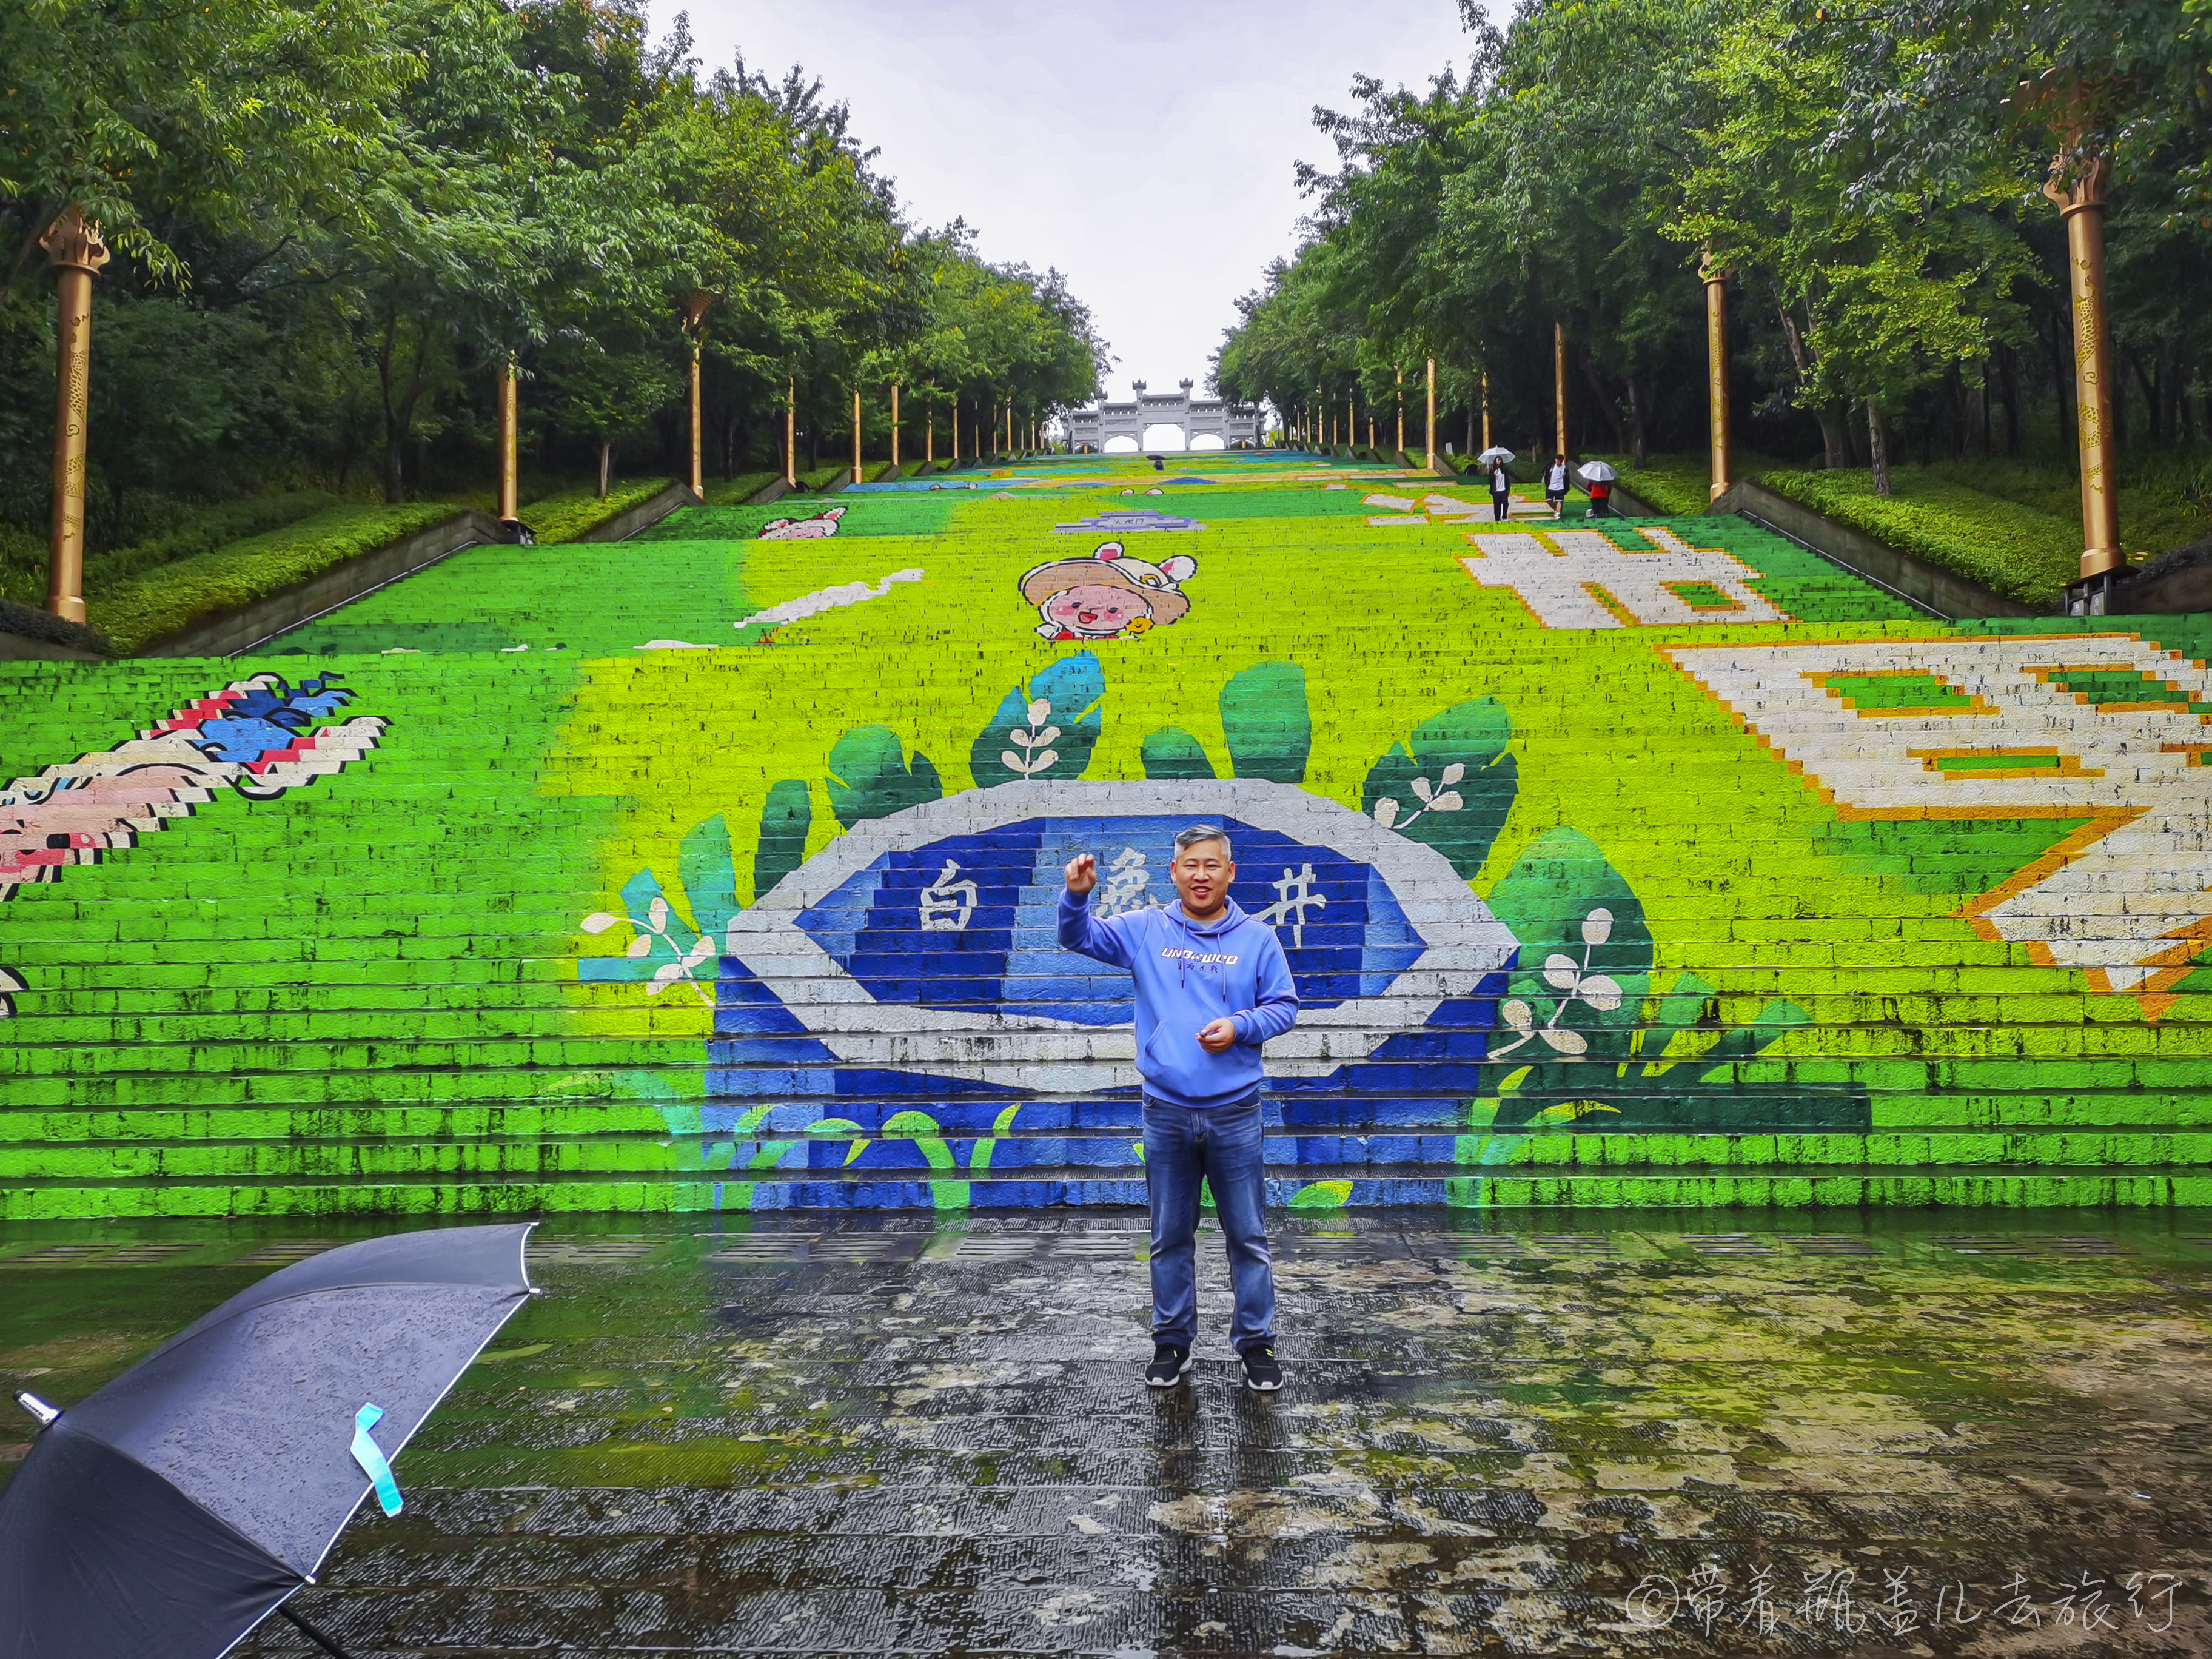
[677,0,1479,401]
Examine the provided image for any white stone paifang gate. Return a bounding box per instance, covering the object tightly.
[1668,634,2212,1013]
[1064,380,1264,452]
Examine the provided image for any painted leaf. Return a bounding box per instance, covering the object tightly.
[1582,907,1614,946]
[1220,661,1312,783]
[679,813,740,943]
[624,933,653,959]
[752,779,812,903]
[1373,798,1400,829]
[1360,697,1517,879]
[1487,826,1653,1089]
[581,912,620,934]
[970,652,1105,786]
[828,726,943,827]
[1578,974,1623,1012]
[1543,954,1580,990]
[1140,726,1217,780]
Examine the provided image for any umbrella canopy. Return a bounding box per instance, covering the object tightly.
[1577,460,1620,482]
[0,1224,535,1659]
[1476,447,1516,465]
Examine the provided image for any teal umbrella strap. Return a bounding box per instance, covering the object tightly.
[350,1403,403,1516]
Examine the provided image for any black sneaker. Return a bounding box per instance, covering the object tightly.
[1239,1342,1283,1392]
[1145,1343,1193,1387]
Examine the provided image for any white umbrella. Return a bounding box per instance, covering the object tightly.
[1476,446,1516,465]
[1578,460,1620,482]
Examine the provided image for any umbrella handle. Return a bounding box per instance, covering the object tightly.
[279,1604,357,1659]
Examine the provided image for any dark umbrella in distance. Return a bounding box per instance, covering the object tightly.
[0,1223,539,1659]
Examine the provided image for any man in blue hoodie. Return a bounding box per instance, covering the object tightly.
[1060,825,1299,1391]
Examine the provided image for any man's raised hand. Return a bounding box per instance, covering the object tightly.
[1065,852,1097,894]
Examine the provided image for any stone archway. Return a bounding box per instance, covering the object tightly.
[1065,378,1261,452]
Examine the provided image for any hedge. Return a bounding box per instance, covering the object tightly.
[525,476,676,545]
[705,472,782,506]
[90,501,460,654]
[1756,468,2082,606]
[0,594,116,656]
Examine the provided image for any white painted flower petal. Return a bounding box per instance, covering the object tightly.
[1578,974,1623,1011]
[1410,775,1434,803]
[1540,1027,1589,1055]
[1030,749,1059,772]
[1373,799,1399,829]
[581,912,620,934]
[1582,908,1614,946]
[1000,749,1027,772]
[1441,762,1466,785]
[1429,790,1463,813]
[1027,698,1052,726]
[625,934,654,958]
[1502,998,1533,1033]
[1034,725,1061,746]
[1543,954,1580,990]
[648,896,669,930]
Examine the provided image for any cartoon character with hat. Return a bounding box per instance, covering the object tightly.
[1021,541,1197,642]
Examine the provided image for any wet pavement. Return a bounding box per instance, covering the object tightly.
[4,1208,2211,1656]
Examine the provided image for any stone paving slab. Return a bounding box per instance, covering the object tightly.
[2,1207,2210,1655]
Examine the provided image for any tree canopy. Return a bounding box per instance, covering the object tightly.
[0,0,1105,541]
[1214,0,2212,483]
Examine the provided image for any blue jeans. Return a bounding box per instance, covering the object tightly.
[1142,1093,1275,1350]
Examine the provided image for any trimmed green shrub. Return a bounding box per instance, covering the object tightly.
[526,477,676,545]
[0,594,116,655]
[797,464,848,491]
[1758,468,2080,606]
[91,501,460,652]
[706,472,781,506]
[1925,455,2212,558]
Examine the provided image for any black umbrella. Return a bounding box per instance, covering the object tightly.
[0,1222,538,1659]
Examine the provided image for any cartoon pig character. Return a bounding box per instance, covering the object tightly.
[1019,541,1196,642]
[757,504,846,540]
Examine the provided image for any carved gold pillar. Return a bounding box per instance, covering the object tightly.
[2046,151,2122,580]
[1702,255,1732,501]
[783,377,796,488]
[1553,322,1569,457]
[42,207,107,624]
[890,382,901,471]
[1346,394,1354,452]
[497,360,520,521]
[1424,358,1437,471]
[1396,367,1404,455]
[1481,371,1492,452]
[925,394,935,465]
[851,387,863,484]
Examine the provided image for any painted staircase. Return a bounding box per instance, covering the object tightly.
[4,457,2211,1216]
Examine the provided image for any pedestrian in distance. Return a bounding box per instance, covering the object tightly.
[1544,454,1569,520]
[1488,457,1512,521]
[1059,826,1299,1392]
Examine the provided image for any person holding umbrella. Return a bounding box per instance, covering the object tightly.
[1478,446,1516,521]
[1579,459,1620,518]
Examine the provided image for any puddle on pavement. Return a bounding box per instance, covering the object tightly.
[4,1207,2208,1654]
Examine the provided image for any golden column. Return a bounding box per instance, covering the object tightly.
[1552,321,1569,457]
[1346,393,1355,452]
[681,291,713,500]
[2046,146,2122,581]
[42,207,108,624]
[1395,367,1404,455]
[890,381,901,471]
[1702,255,1732,501]
[949,398,959,463]
[1481,371,1492,452]
[497,358,520,521]
[851,387,863,484]
[783,377,796,488]
[925,393,935,465]
[1424,358,1437,472]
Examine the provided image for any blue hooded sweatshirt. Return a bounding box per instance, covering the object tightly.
[1058,886,1299,1108]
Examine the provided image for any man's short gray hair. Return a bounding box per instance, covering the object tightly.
[1173,824,1233,861]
